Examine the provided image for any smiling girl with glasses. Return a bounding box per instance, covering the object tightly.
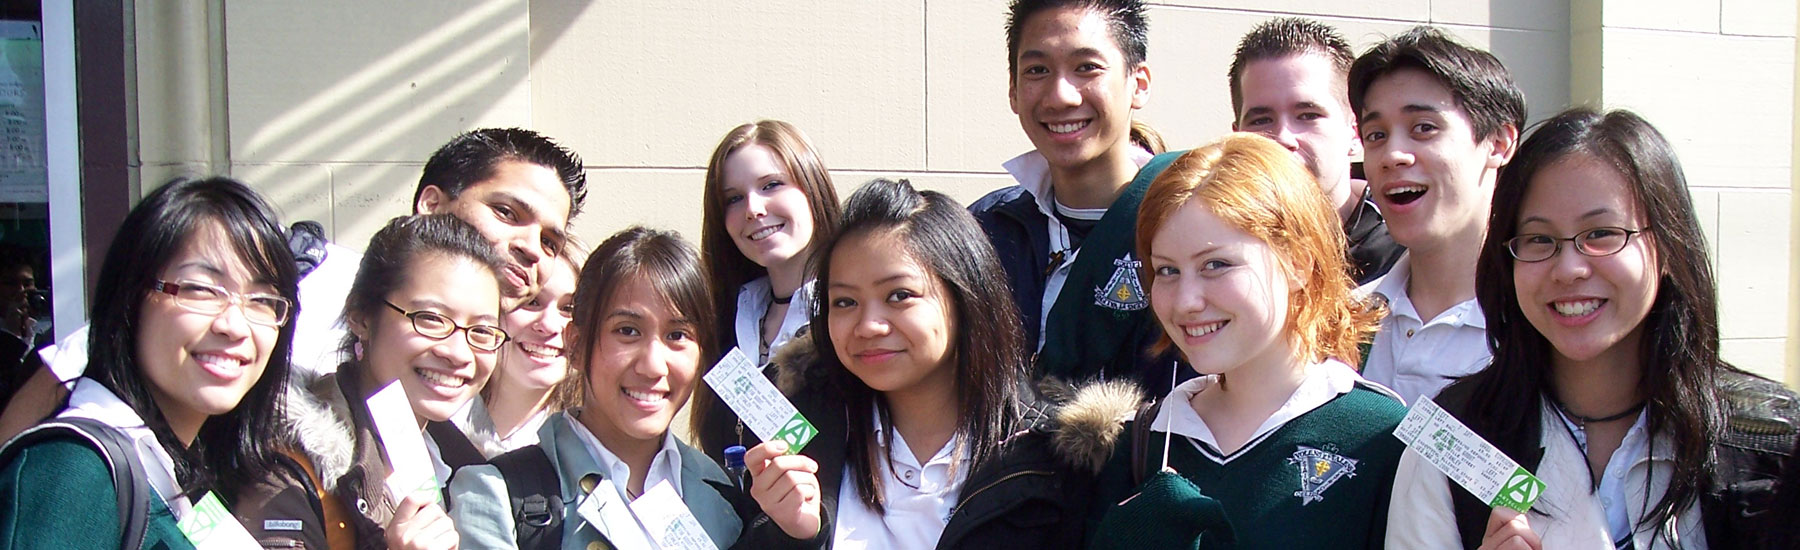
[1386,108,1800,549]
[236,213,510,550]
[0,177,299,549]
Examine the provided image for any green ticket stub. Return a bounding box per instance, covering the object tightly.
[178,492,262,547]
[703,348,817,454]
[1393,397,1546,513]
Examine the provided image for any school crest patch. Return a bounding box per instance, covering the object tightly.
[1094,254,1147,311]
[1289,445,1358,505]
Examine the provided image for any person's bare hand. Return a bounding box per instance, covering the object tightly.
[746,440,822,540]
[1478,508,1541,550]
[385,493,460,550]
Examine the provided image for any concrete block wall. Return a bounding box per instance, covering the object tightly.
[1571,0,1797,381]
[173,0,1792,380]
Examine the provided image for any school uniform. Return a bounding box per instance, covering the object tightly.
[447,412,747,550]
[968,149,1165,389]
[1389,369,1800,550]
[452,395,552,459]
[1357,253,1492,405]
[735,333,1134,550]
[1088,361,1409,549]
[0,379,201,549]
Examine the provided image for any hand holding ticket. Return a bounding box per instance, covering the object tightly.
[702,348,818,454]
[1393,397,1546,513]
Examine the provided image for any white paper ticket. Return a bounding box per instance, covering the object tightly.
[702,347,817,453]
[630,480,721,550]
[574,478,655,550]
[177,491,262,548]
[365,380,442,505]
[1393,396,1546,513]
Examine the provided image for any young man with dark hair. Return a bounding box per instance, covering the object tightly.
[1228,17,1403,284]
[1349,27,1525,404]
[0,127,590,439]
[973,0,1160,386]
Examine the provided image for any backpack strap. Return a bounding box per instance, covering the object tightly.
[1128,398,1165,486]
[425,421,486,471]
[0,417,149,550]
[490,445,564,550]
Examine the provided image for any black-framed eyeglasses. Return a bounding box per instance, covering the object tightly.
[151,280,293,327]
[382,300,509,351]
[1506,227,1645,263]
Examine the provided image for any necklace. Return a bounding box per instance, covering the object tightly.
[1550,393,1645,426]
[770,291,793,305]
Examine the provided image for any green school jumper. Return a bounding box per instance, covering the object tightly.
[1090,386,1407,549]
[0,438,195,550]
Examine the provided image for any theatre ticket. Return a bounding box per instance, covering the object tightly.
[1393,396,1546,513]
[702,347,817,454]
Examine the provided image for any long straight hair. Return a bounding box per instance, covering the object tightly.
[86,177,299,498]
[809,178,1028,513]
[693,120,841,448]
[1467,108,1732,533]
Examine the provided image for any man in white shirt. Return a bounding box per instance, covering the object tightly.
[1348,27,1524,403]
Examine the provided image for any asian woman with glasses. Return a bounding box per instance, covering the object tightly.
[0,177,299,549]
[235,213,511,550]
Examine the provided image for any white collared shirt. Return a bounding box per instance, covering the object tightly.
[1358,253,1491,405]
[1001,148,1153,352]
[1552,408,1653,545]
[563,411,684,503]
[57,378,191,518]
[734,277,816,364]
[834,410,969,550]
[1151,359,1366,463]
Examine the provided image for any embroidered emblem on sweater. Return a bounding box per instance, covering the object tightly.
[1289,445,1358,505]
[1094,254,1147,311]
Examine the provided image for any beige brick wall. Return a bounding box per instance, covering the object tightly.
[168,0,1791,381]
[1571,0,1797,382]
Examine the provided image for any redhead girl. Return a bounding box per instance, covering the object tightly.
[740,178,1124,549]
[1086,134,1404,549]
[450,227,760,549]
[693,120,844,459]
[456,250,584,457]
[0,177,298,548]
[236,214,510,550]
[1386,109,1800,549]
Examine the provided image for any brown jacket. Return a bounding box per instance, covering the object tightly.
[232,371,397,550]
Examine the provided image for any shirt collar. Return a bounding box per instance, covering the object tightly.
[564,411,685,499]
[1001,147,1155,219]
[1152,359,1363,457]
[1360,253,1487,329]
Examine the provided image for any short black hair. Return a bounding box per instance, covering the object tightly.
[1348,26,1526,141]
[1228,17,1354,117]
[1006,0,1149,79]
[415,128,588,218]
[340,213,510,362]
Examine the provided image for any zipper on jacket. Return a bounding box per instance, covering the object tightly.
[947,469,1055,520]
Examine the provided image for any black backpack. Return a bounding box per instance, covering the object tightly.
[488,445,564,550]
[0,417,150,550]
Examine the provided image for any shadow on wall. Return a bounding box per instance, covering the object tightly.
[224,0,594,246]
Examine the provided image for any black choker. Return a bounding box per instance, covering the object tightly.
[771,292,793,305]
[1551,394,1645,426]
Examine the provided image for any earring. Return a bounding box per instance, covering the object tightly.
[354,341,364,360]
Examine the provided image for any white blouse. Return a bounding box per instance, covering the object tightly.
[734,277,815,364]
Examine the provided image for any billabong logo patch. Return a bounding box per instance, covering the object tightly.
[1289,445,1358,505]
[1094,254,1147,311]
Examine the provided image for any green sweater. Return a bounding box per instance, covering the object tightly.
[1090,387,1406,549]
[0,438,195,550]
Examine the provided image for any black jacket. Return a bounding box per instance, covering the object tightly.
[1435,369,1800,549]
[736,333,1141,550]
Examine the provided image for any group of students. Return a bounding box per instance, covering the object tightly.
[2,0,1799,549]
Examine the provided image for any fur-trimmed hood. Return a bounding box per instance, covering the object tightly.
[280,366,362,491]
[768,330,1144,475]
